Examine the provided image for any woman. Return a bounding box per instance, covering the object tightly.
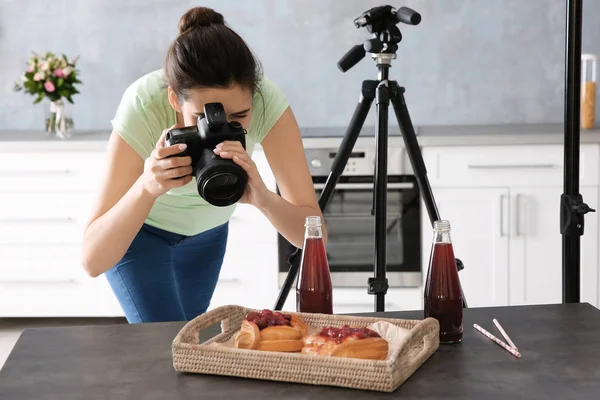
[81,6,325,324]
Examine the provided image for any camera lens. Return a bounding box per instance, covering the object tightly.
[204,173,240,199]
[195,149,248,207]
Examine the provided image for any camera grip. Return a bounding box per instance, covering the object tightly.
[164,134,190,159]
[167,147,189,159]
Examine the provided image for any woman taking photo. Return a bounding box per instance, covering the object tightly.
[81,6,324,323]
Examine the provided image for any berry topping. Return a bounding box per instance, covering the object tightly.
[318,325,381,343]
[246,309,292,330]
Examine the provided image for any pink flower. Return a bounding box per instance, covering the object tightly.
[54,69,65,78]
[33,73,42,81]
[44,81,55,92]
[26,66,34,73]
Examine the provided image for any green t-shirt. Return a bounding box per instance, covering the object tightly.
[110,69,289,236]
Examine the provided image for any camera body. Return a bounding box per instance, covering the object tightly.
[165,102,248,207]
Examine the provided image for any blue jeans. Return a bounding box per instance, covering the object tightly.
[105,222,228,323]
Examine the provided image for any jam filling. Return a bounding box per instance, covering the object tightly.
[246,309,292,330]
[318,325,381,344]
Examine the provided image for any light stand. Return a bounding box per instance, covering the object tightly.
[274,5,468,313]
[561,0,596,303]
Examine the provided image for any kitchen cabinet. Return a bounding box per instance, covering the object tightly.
[1,135,599,317]
[209,149,280,311]
[422,144,600,309]
[0,145,123,317]
[280,287,424,314]
[510,186,599,307]
[420,187,510,308]
[0,142,279,317]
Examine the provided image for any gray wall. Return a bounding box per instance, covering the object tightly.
[1,0,600,132]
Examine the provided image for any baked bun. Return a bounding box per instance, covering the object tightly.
[234,309,309,353]
[179,7,225,34]
[301,325,389,360]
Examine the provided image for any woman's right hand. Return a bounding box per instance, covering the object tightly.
[140,125,193,198]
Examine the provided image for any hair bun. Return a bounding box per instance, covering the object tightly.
[178,7,224,34]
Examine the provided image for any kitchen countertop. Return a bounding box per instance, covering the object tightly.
[301,123,600,148]
[1,303,599,399]
[0,130,111,142]
[1,123,600,148]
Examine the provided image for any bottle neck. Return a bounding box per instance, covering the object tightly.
[304,216,323,239]
[433,230,452,244]
[432,220,452,244]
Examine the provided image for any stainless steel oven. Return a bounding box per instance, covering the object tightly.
[277,144,422,288]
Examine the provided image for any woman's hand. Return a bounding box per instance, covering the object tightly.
[141,125,194,199]
[213,141,268,206]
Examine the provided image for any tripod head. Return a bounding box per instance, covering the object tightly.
[338,5,421,73]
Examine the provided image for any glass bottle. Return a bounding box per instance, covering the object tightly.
[296,216,333,314]
[424,220,463,343]
[581,54,597,129]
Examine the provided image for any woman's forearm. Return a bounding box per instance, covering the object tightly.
[81,178,157,277]
[255,190,327,248]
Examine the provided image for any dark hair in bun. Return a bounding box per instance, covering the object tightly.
[178,7,224,34]
[165,6,262,101]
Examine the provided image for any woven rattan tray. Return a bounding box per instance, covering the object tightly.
[172,304,440,392]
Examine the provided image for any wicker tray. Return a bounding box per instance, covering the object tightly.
[172,305,440,393]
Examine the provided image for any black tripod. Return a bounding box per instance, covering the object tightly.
[561,0,596,303]
[274,5,467,313]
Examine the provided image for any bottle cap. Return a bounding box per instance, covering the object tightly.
[305,216,322,227]
[433,220,451,231]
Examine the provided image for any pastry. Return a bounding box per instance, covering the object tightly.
[234,309,308,352]
[301,325,389,360]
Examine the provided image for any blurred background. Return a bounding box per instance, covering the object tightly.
[1,0,599,131]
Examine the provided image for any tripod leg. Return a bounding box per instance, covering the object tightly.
[273,81,377,311]
[389,84,468,309]
[318,84,376,212]
[369,81,391,312]
[389,88,440,225]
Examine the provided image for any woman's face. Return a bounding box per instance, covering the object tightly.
[168,84,253,129]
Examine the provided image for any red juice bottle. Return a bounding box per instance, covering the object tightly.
[296,216,333,314]
[424,220,463,343]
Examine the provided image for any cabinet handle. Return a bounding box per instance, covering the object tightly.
[0,169,73,176]
[468,164,558,169]
[515,194,522,236]
[0,278,77,283]
[219,278,239,283]
[500,194,507,237]
[336,303,398,308]
[0,217,75,224]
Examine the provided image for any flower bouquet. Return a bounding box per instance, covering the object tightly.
[14,52,82,138]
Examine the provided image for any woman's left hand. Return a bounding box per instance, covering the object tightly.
[213,141,268,206]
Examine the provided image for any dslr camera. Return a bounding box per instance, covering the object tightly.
[165,102,248,207]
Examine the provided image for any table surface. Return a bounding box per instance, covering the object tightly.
[1,303,599,400]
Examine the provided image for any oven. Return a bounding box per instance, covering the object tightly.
[277,144,422,289]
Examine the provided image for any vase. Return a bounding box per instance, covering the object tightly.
[45,100,73,139]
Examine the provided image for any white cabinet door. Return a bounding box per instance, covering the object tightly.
[509,187,562,306]
[510,186,599,307]
[208,148,280,311]
[422,187,510,308]
[581,188,599,308]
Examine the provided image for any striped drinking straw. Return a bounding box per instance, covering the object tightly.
[473,324,522,359]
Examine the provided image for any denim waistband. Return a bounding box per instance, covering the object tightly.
[140,222,229,246]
